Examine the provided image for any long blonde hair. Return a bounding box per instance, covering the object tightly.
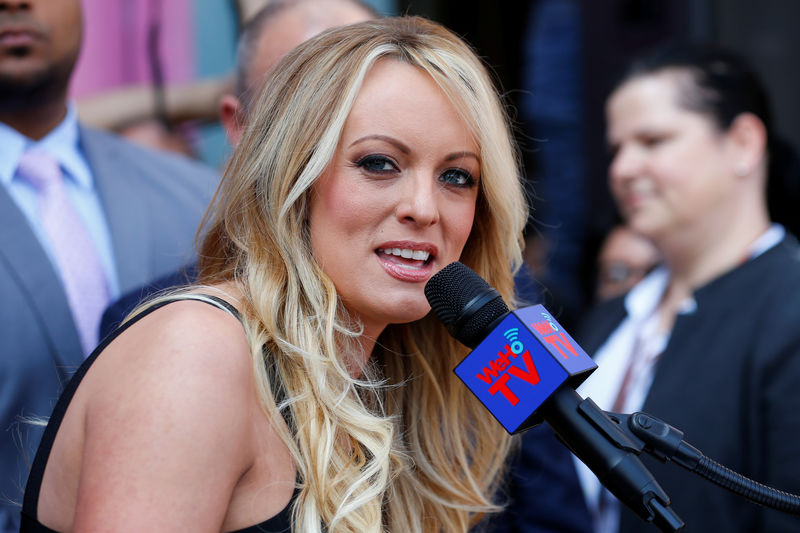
[197,16,528,532]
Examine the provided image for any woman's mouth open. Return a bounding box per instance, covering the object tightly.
[376,245,435,282]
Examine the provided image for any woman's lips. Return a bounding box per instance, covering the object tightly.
[617,181,656,212]
[375,249,434,282]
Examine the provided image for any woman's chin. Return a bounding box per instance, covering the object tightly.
[384,302,432,327]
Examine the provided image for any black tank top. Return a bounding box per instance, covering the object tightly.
[21,294,294,533]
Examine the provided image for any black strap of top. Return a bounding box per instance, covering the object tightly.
[21,293,241,521]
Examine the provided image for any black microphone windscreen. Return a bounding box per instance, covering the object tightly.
[425,262,510,348]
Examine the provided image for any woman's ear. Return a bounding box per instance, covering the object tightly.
[727,112,767,178]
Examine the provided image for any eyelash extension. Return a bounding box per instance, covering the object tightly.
[353,154,397,174]
[440,168,477,188]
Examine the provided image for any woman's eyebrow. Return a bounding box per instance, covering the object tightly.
[349,134,410,154]
[445,151,479,162]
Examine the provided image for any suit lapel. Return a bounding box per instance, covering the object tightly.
[79,126,151,293]
[0,184,83,367]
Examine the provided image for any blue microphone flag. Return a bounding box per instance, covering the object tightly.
[454,304,596,434]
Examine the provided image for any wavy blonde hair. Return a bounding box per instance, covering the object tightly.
[197,16,528,533]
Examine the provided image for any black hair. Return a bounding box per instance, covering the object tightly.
[615,42,800,235]
[618,42,771,133]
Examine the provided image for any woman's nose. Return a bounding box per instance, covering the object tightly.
[608,144,641,184]
[394,174,440,227]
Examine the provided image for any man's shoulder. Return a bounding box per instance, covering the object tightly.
[78,124,219,183]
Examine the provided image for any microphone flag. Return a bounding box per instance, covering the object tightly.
[454,304,596,434]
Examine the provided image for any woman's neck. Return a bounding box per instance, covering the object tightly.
[659,203,770,292]
[655,205,770,330]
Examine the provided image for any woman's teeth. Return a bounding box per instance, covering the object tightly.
[378,248,430,261]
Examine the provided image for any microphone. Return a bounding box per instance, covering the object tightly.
[425,262,684,532]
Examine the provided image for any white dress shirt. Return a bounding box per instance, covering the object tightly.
[0,105,120,298]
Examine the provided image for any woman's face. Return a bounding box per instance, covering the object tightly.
[309,58,480,339]
[606,71,738,242]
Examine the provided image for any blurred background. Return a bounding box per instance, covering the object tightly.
[70,0,800,326]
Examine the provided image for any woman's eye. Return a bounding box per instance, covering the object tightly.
[440,168,476,187]
[356,155,397,173]
[641,134,666,148]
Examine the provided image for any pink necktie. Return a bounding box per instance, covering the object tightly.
[17,150,110,356]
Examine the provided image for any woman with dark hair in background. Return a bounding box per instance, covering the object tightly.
[497,43,800,533]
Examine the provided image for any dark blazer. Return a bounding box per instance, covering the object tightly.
[98,264,199,339]
[495,235,800,533]
[0,126,218,533]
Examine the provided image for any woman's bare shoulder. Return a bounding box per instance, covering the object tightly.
[84,293,257,447]
[64,292,273,530]
[105,294,251,381]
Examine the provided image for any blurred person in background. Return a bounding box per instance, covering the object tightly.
[218,0,378,146]
[98,0,377,337]
[594,224,659,302]
[0,1,218,530]
[495,42,800,533]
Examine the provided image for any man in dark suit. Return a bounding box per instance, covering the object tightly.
[0,1,218,530]
[99,0,378,338]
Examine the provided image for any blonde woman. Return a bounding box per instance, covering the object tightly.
[22,16,528,533]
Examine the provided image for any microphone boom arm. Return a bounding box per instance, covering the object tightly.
[582,403,800,516]
[540,390,685,532]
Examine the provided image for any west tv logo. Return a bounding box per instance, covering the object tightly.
[475,317,578,406]
[474,328,541,406]
[453,305,596,433]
